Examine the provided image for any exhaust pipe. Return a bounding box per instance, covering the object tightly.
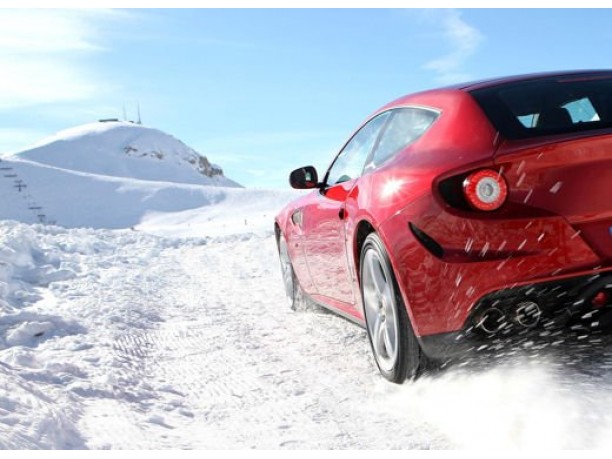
[477,307,507,334]
[514,301,541,328]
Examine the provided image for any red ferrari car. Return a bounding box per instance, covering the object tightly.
[275,70,612,383]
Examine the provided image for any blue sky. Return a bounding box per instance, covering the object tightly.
[1,8,612,188]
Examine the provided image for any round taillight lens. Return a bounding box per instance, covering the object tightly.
[462,169,508,211]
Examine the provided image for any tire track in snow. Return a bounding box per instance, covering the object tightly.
[154,234,446,448]
[178,237,362,448]
[73,237,198,449]
[72,231,447,448]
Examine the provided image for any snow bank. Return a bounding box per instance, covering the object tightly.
[0,222,76,334]
[137,187,304,238]
[0,157,302,231]
[0,222,84,448]
[0,221,194,448]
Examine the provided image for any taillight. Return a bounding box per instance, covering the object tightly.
[462,169,508,211]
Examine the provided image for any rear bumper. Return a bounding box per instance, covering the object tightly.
[419,271,612,361]
[419,331,472,361]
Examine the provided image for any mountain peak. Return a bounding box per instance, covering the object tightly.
[11,121,240,187]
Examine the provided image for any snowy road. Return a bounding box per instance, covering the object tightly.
[2,221,612,449]
[73,231,443,449]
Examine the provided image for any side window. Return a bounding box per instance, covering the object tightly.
[325,112,390,186]
[563,97,600,122]
[369,108,438,167]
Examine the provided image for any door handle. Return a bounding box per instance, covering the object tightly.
[338,208,347,220]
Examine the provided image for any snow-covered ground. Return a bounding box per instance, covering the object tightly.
[2,122,612,449]
[3,213,612,449]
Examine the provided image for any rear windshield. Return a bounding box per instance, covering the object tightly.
[470,74,612,139]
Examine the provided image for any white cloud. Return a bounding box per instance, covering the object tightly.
[0,9,104,53]
[0,9,117,109]
[422,9,483,84]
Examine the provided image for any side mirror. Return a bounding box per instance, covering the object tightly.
[289,166,320,189]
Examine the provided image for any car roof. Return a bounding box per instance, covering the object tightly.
[379,70,612,113]
[449,69,612,91]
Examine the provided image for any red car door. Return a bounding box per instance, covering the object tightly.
[302,180,356,304]
[301,112,391,306]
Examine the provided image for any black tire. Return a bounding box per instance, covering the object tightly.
[278,235,305,311]
[360,232,423,383]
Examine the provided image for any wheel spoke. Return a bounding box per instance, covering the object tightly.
[380,282,394,315]
[368,255,386,297]
[363,252,379,318]
[384,315,396,358]
[372,314,385,358]
[363,284,379,318]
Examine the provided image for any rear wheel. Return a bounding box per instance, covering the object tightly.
[360,233,423,383]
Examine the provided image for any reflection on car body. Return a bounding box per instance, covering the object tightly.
[275,70,612,383]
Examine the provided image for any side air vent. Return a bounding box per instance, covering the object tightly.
[409,222,444,258]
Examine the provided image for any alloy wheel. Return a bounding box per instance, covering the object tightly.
[362,248,400,373]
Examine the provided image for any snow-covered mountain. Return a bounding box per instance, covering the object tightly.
[8,121,239,187]
[0,121,252,229]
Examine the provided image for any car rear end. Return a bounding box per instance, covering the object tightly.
[468,72,612,331]
[385,72,612,359]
